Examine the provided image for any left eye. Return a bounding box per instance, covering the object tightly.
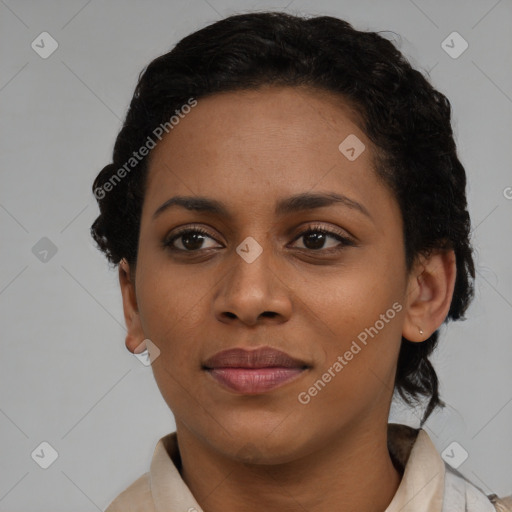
[290,227,354,251]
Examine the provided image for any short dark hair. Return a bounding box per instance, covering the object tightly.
[91,11,475,426]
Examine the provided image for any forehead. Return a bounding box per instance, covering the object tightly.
[142,85,392,221]
[148,85,367,163]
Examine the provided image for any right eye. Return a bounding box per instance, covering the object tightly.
[163,227,222,252]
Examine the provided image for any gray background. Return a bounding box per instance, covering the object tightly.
[0,0,511,510]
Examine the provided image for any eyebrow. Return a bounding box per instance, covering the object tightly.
[152,192,372,221]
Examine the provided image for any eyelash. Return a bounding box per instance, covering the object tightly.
[163,224,355,254]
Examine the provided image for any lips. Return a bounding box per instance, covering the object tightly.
[203,346,309,369]
[203,346,310,394]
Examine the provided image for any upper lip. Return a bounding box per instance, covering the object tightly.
[203,346,309,369]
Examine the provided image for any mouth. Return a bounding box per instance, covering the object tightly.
[202,346,310,394]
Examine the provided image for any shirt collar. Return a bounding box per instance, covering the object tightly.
[385,424,445,512]
[149,423,445,512]
[150,431,201,512]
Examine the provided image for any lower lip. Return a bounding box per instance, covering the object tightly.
[206,367,306,394]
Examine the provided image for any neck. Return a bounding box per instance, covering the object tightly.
[175,418,402,512]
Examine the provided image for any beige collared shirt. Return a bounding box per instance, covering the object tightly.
[104,423,510,512]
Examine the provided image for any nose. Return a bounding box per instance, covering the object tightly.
[212,240,293,327]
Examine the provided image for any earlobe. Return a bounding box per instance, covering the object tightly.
[119,258,146,353]
[402,249,457,342]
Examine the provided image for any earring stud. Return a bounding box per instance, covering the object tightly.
[419,328,424,335]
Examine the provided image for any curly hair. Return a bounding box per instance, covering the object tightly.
[91,11,475,426]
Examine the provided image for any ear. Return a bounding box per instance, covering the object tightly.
[402,249,457,342]
[119,259,146,354]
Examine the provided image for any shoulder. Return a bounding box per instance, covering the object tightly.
[103,472,155,512]
[389,424,511,512]
[442,461,512,512]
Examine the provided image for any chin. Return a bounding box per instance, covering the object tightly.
[209,423,312,466]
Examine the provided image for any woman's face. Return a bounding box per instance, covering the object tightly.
[124,85,415,462]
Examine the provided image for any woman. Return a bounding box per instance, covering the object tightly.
[91,11,511,512]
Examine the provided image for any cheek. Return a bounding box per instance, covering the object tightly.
[142,286,207,416]
[297,264,404,397]
[304,263,404,337]
[137,272,208,377]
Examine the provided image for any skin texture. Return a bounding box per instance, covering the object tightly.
[119,85,456,512]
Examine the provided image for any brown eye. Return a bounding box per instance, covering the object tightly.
[164,228,221,252]
[291,225,355,252]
